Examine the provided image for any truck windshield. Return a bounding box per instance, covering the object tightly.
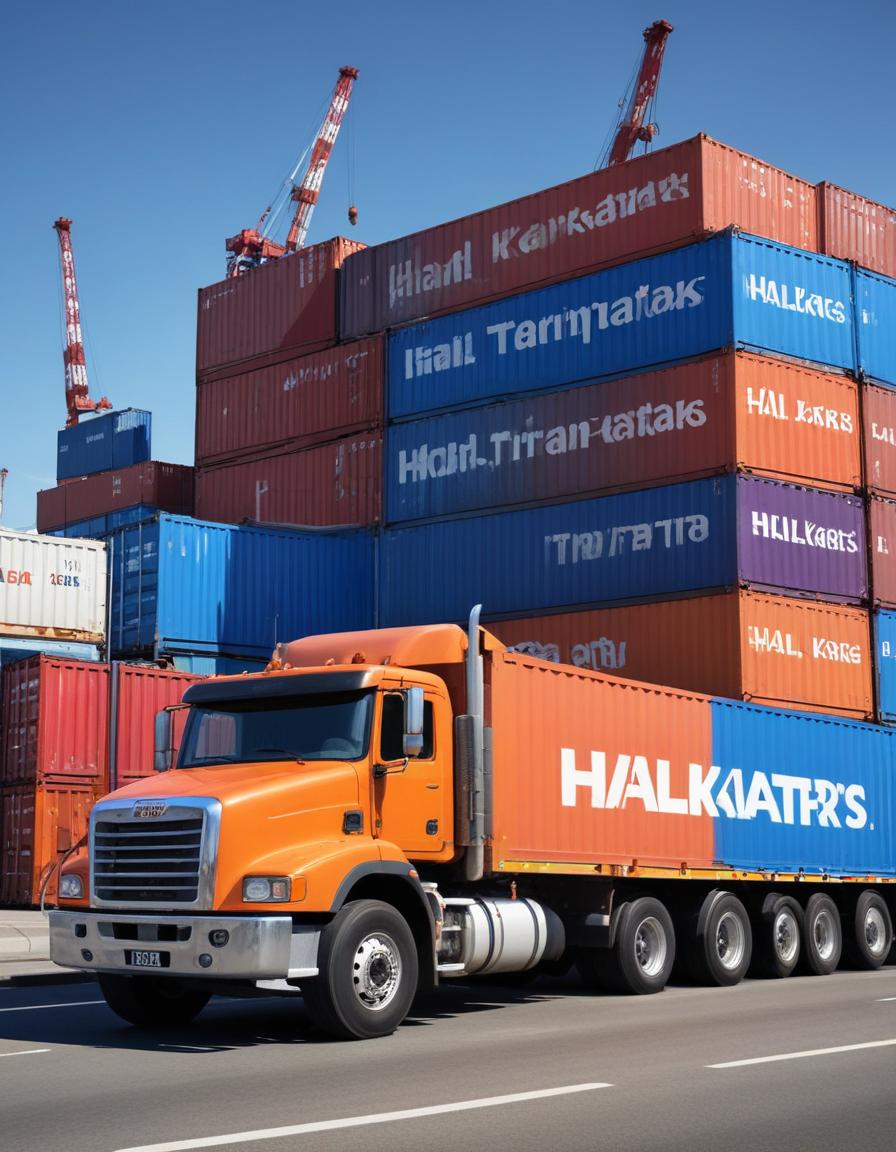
[177,690,374,768]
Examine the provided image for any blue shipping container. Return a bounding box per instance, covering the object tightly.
[378,475,866,626]
[0,636,102,674]
[104,514,375,660]
[169,654,269,676]
[874,609,896,724]
[56,408,152,482]
[387,232,855,419]
[47,505,158,541]
[856,268,896,389]
[710,698,896,877]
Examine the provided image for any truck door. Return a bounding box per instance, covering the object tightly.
[373,690,448,855]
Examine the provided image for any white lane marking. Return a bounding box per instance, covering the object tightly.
[875,997,896,1002]
[0,1000,104,1013]
[114,1082,613,1152]
[709,1038,896,1068]
[0,1048,51,1059]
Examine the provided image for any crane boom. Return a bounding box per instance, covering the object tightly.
[607,20,673,167]
[53,218,111,428]
[225,66,358,278]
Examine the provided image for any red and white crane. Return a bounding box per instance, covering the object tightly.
[53,218,112,428]
[226,66,358,278]
[603,19,673,168]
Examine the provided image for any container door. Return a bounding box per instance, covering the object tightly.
[373,691,448,856]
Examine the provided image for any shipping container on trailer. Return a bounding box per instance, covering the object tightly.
[195,336,384,465]
[489,590,872,720]
[0,779,99,905]
[194,433,382,528]
[102,513,375,660]
[0,656,109,786]
[0,529,106,644]
[386,352,859,523]
[862,383,896,496]
[340,135,818,339]
[869,496,896,607]
[387,231,855,420]
[56,408,151,483]
[817,182,896,280]
[855,267,896,388]
[111,664,201,790]
[379,474,867,626]
[37,462,194,534]
[196,237,365,377]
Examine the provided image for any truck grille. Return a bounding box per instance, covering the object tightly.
[91,802,217,907]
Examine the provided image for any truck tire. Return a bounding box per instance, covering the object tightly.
[748,892,802,979]
[578,897,675,995]
[301,899,418,1040]
[842,890,893,970]
[98,974,210,1027]
[801,893,842,975]
[685,891,752,986]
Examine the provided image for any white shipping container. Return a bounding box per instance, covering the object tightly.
[0,529,107,644]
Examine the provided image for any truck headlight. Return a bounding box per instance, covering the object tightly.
[59,874,84,899]
[242,876,290,902]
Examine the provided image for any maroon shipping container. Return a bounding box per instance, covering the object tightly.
[36,461,194,534]
[340,134,818,339]
[195,433,382,528]
[112,663,201,789]
[818,182,896,279]
[1,780,100,905]
[196,237,366,377]
[195,336,384,466]
[870,496,896,607]
[864,383,896,496]
[1,656,109,786]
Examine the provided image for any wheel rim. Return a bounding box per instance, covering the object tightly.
[352,932,402,1012]
[814,909,837,961]
[773,909,799,965]
[864,906,888,958]
[633,916,667,977]
[715,910,746,971]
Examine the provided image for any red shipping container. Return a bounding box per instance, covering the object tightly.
[818,182,896,279]
[196,237,365,377]
[340,135,818,339]
[36,461,194,534]
[1,656,109,785]
[863,383,896,496]
[195,336,384,466]
[870,496,896,607]
[195,433,382,528]
[489,590,872,719]
[112,663,201,789]
[0,780,99,905]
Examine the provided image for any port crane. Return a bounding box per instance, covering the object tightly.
[601,19,673,168]
[226,66,358,279]
[53,218,112,428]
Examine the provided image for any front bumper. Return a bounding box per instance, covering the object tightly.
[49,910,321,981]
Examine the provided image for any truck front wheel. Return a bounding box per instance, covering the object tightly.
[98,974,210,1027]
[302,899,418,1040]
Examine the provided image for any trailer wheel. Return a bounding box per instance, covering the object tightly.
[301,899,418,1040]
[578,897,675,995]
[98,975,210,1027]
[748,893,802,979]
[685,891,752,986]
[843,891,893,970]
[801,893,842,975]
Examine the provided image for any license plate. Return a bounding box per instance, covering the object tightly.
[124,949,169,969]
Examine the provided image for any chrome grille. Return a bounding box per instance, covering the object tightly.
[90,799,220,909]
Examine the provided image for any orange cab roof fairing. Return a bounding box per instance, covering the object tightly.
[274,623,505,672]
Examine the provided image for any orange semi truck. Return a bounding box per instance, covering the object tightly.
[50,609,896,1039]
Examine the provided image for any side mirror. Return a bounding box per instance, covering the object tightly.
[403,687,425,758]
[153,709,173,773]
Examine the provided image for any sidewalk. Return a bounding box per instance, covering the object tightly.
[0,908,91,985]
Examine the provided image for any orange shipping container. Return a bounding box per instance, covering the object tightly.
[863,383,896,496]
[0,780,99,905]
[112,663,201,789]
[489,591,872,719]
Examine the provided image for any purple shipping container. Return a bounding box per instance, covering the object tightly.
[379,474,866,626]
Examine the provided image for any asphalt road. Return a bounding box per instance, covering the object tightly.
[1,967,895,1152]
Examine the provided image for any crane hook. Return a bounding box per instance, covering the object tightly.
[348,205,358,227]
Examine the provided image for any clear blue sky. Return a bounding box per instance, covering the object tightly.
[2,0,894,531]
